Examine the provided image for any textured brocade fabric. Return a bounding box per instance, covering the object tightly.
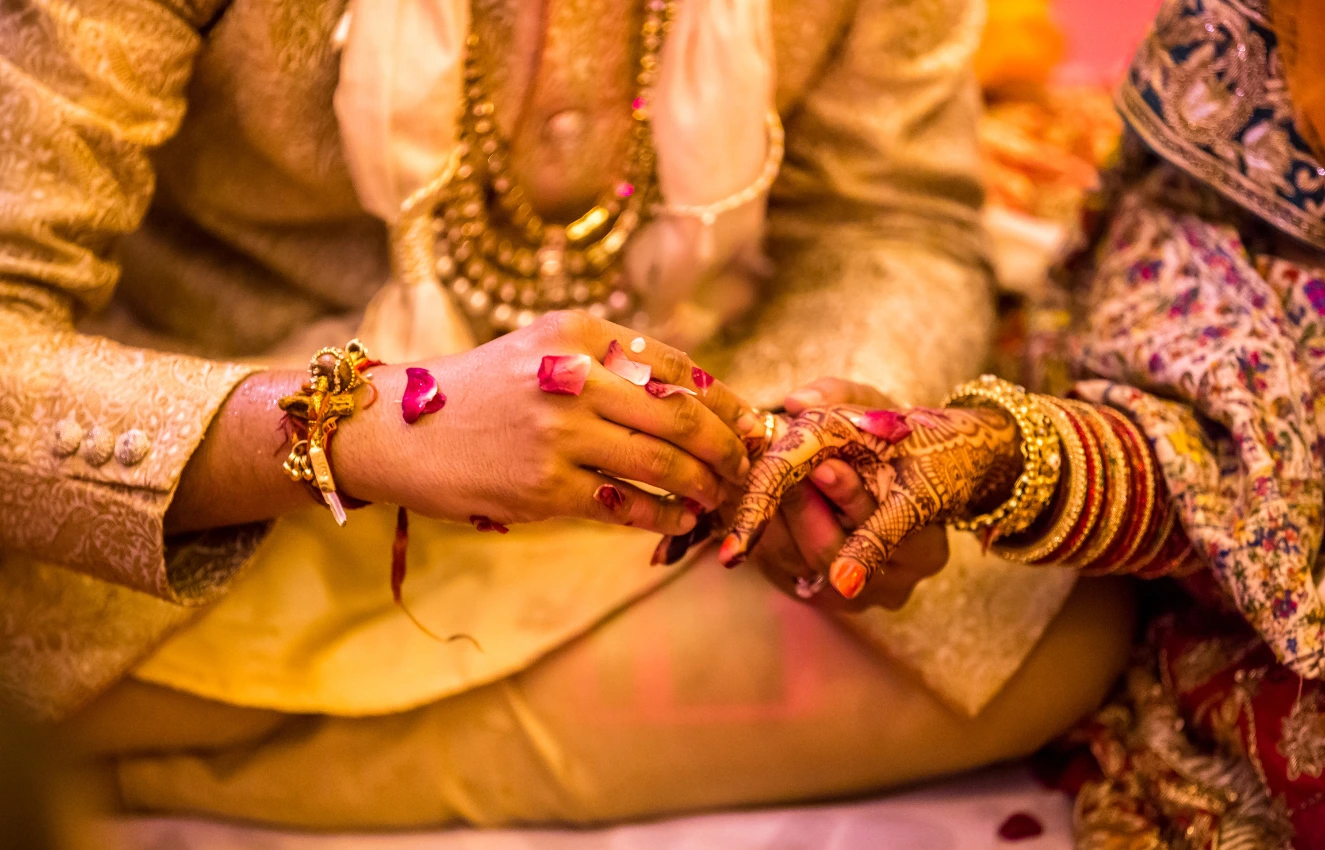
[0,0,267,601]
[0,0,266,720]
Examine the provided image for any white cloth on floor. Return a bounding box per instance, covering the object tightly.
[99,765,1071,849]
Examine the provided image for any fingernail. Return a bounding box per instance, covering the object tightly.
[736,411,760,437]
[594,483,624,510]
[738,456,751,479]
[787,389,823,408]
[678,512,697,533]
[682,497,705,516]
[718,534,745,568]
[811,465,836,488]
[829,558,866,599]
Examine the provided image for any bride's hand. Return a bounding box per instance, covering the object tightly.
[747,378,947,609]
[338,311,751,536]
[720,390,1022,599]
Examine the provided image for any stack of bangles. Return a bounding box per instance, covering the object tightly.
[945,376,1200,578]
[279,339,380,526]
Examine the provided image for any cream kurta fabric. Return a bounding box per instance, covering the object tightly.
[0,0,1073,723]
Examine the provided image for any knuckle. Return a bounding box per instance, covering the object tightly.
[542,309,588,342]
[650,444,678,480]
[655,346,690,382]
[670,400,701,437]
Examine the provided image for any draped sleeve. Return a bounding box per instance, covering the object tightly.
[0,0,266,605]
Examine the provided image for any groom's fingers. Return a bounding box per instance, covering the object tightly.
[785,377,898,414]
[808,460,876,531]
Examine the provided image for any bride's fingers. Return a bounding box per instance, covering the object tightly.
[828,485,936,599]
[718,413,850,566]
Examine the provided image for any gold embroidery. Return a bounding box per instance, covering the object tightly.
[1118,0,1325,249]
[1277,692,1325,781]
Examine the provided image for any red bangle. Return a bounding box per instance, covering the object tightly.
[1054,401,1129,567]
[1078,406,1157,575]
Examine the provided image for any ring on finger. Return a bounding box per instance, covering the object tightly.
[794,573,827,600]
[744,408,779,458]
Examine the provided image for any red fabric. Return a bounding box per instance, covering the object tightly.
[1157,613,1325,846]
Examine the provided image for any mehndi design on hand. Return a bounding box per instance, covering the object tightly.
[719,405,1022,598]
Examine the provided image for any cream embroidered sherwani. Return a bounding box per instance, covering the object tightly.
[0,0,1073,737]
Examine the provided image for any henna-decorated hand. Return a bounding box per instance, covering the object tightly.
[750,379,947,610]
[719,400,1023,600]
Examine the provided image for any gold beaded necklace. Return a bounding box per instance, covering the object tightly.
[429,0,677,334]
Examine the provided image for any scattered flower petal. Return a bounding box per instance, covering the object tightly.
[470,515,510,533]
[692,366,714,396]
[538,353,592,395]
[630,336,647,353]
[594,483,625,510]
[645,379,697,398]
[401,367,447,424]
[847,410,913,442]
[997,812,1044,841]
[604,340,651,386]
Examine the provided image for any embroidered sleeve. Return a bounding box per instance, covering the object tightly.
[0,0,266,604]
[724,0,994,407]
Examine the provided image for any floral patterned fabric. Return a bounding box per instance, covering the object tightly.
[1071,162,1325,679]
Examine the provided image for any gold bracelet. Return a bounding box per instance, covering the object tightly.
[279,339,377,525]
[943,375,1061,539]
[992,397,1089,563]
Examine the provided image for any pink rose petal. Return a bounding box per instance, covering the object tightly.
[538,353,592,396]
[594,483,625,511]
[847,410,913,442]
[470,515,510,534]
[691,366,714,396]
[645,379,697,398]
[604,340,652,386]
[402,367,447,424]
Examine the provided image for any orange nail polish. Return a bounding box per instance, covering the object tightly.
[830,558,866,599]
[718,535,745,568]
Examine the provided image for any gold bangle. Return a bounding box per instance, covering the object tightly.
[943,375,1062,539]
[992,398,1088,563]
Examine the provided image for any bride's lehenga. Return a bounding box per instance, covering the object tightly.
[0,0,1127,827]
